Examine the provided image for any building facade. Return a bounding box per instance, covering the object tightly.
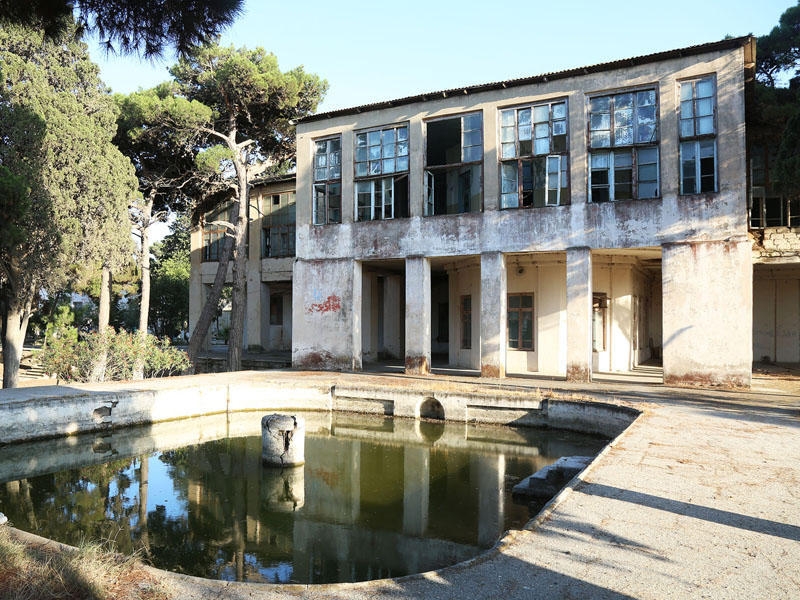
[289,37,756,386]
[190,175,296,352]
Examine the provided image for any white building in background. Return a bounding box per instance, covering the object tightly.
[191,36,800,387]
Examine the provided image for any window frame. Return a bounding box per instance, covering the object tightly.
[261,190,296,258]
[424,111,484,216]
[499,99,570,209]
[678,76,718,195]
[587,88,660,202]
[312,136,342,225]
[354,123,410,221]
[201,202,233,262]
[507,293,534,351]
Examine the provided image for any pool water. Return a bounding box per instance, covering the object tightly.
[0,412,607,584]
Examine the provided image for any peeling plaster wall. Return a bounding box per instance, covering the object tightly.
[293,42,752,384]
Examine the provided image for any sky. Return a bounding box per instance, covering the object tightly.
[88,0,797,114]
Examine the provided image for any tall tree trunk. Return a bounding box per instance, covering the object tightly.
[2,303,28,389]
[226,157,249,373]
[134,195,154,380]
[187,211,237,370]
[90,265,112,382]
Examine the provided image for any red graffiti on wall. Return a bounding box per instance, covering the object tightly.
[307,294,342,314]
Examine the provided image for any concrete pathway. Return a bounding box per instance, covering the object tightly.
[145,372,800,600]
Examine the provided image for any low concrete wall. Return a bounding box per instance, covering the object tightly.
[0,372,639,445]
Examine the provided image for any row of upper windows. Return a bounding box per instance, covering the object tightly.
[311,76,718,225]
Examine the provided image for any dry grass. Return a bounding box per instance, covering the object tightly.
[0,527,169,600]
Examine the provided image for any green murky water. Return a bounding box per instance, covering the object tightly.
[0,412,606,584]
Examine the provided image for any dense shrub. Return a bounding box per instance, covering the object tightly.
[39,329,190,382]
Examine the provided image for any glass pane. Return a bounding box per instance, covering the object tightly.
[680,120,695,138]
[591,152,609,168]
[698,116,714,135]
[637,105,656,124]
[615,93,633,108]
[356,133,367,147]
[382,128,396,146]
[369,145,381,160]
[329,165,341,179]
[397,141,409,156]
[356,147,368,162]
[397,126,408,141]
[521,295,532,308]
[367,130,381,145]
[501,163,518,193]
[501,126,516,143]
[518,108,531,125]
[697,98,713,117]
[521,312,533,347]
[590,96,610,112]
[590,113,610,131]
[501,109,515,127]
[383,141,395,158]
[552,102,566,120]
[638,182,658,198]
[508,313,519,348]
[315,154,327,167]
[699,139,715,157]
[638,146,658,164]
[614,108,633,127]
[329,138,341,153]
[639,164,658,180]
[464,146,482,163]
[680,100,694,119]
[396,156,409,171]
[501,193,518,209]
[697,79,714,98]
[369,161,381,175]
[680,83,694,101]
[637,90,656,106]
[534,123,549,139]
[533,104,549,123]
[315,141,327,154]
[314,168,326,181]
[614,126,633,146]
[463,113,481,131]
[534,138,549,155]
[501,142,516,159]
[636,123,657,144]
[383,158,395,173]
[518,125,532,141]
[509,295,520,308]
[355,162,368,177]
[552,121,566,136]
[464,130,482,147]
[613,151,632,168]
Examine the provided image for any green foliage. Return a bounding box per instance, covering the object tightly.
[150,217,190,339]
[39,329,190,382]
[757,2,800,86]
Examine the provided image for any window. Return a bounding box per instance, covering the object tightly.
[500,101,569,209]
[679,77,717,194]
[269,294,283,326]
[202,203,232,262]
[313,137,342,225]
[460,295,472,350]
[507,293,534,350]
[425,113,483,215]
[354,124,409,220]
[261,191,295,258]
[592,293,608,352]
[588,89,659,202]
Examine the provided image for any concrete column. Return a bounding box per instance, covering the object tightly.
[245,263,261,350]
[405,256,431,374]
[566,247,593,382]
[480,252,507,378]
[352,261,363,371]
[402,446,430,538]
[476,453,504,548]
[662,240,752,387]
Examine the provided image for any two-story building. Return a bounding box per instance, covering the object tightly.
[288,36,756,387]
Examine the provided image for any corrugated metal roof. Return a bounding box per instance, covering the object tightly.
[300,36,754,124]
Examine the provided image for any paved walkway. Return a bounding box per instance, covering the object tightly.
[127,370,798,600]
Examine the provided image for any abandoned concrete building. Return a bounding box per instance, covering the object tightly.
[190,35,800,387]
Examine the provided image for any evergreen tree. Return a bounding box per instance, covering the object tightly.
[0,23,138,387]
[167,43,327,371]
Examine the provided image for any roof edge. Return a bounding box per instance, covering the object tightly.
[300,36,755,124]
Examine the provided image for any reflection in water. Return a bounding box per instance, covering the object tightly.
[0,412,607,584]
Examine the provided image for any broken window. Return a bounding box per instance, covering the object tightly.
[424,112,483,215]
[460,295,472,350]
[261,191,296,258]
[354,124,409,220]
[679,77,717,194]
[202,203,233,262]
[588,89,659,202]
[592,293,608,352]
[499,101,569,209]
[312,136,342,225]
[507,293,534,350]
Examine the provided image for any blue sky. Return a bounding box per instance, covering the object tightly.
[90,0,794,112]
